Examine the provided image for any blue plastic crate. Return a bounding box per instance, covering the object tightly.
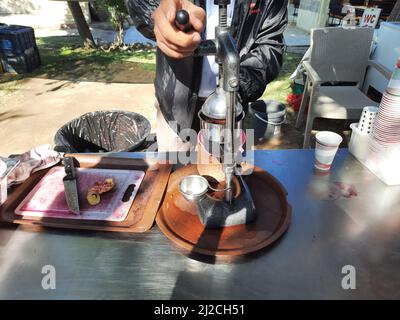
[0,25,37,55]
[0,46,41,74]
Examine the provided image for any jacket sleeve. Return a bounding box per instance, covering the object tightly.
[239,0,288,106]
[125,0,160,41]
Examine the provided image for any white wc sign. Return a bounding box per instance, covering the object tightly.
[360,8,382,28]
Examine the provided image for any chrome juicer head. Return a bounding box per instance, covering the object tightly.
[198,87,244,146]
[201,87,243,120]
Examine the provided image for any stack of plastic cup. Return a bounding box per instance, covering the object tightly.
[0,160,7,205]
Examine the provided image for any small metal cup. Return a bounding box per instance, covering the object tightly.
[179,175,209,202]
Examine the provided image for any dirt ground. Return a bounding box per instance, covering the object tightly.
[0,78,156,156]
[0,35,353,156]
[0,61,153,85]
[36,59,155,84]
[0,76,354,157]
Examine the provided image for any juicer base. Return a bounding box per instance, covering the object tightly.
[156,165,291,257]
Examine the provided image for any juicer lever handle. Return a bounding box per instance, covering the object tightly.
[175,9,191,32]
[175,9,217,57]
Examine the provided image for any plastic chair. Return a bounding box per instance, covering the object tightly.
[295,27,393,148]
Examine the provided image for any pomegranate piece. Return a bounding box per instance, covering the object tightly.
[86,178,115,206]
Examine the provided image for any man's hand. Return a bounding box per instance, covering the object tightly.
[153,0,206,59]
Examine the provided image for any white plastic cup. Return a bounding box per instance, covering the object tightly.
[314,131,343,171]
[0,160,7,205]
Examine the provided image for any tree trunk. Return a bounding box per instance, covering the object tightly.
[67,1,96,48]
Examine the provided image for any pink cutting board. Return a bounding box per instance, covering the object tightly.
[15,166,145,222]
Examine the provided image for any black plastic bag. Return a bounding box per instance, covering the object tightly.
[54,110,151,153]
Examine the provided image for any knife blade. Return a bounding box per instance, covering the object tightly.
[63,157,80,214]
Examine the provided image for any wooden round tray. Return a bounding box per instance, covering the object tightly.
[156,165,291,256]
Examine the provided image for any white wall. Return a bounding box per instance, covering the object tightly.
[364,22,400,93]
[0,0,91,29]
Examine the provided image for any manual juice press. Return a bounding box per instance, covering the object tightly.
[174,0,257,228]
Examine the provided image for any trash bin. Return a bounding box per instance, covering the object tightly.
[250,100,286,141]
[54,110,151,153]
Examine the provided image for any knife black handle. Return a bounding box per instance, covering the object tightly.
[175,9,191,32]
[63,157,76,180]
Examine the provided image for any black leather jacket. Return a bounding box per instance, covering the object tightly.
[125,0,288,133]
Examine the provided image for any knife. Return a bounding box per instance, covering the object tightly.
[63,157,80,214]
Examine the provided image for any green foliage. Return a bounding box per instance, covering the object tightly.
[94,0,128,25]
[94,0,128,45]
[101,0,128,15]
[262,52,303,105]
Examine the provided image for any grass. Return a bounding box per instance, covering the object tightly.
[36,36,156,71]
[0,78,21,93]
[262,52,303,104]
[0,36,156,85]
[1,36,301,90]
[1,37,302,105]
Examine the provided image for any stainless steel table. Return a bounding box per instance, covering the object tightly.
[0,149,399,299]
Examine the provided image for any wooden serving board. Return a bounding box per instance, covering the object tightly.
[0,155,172,233]
[156,165,291,256]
